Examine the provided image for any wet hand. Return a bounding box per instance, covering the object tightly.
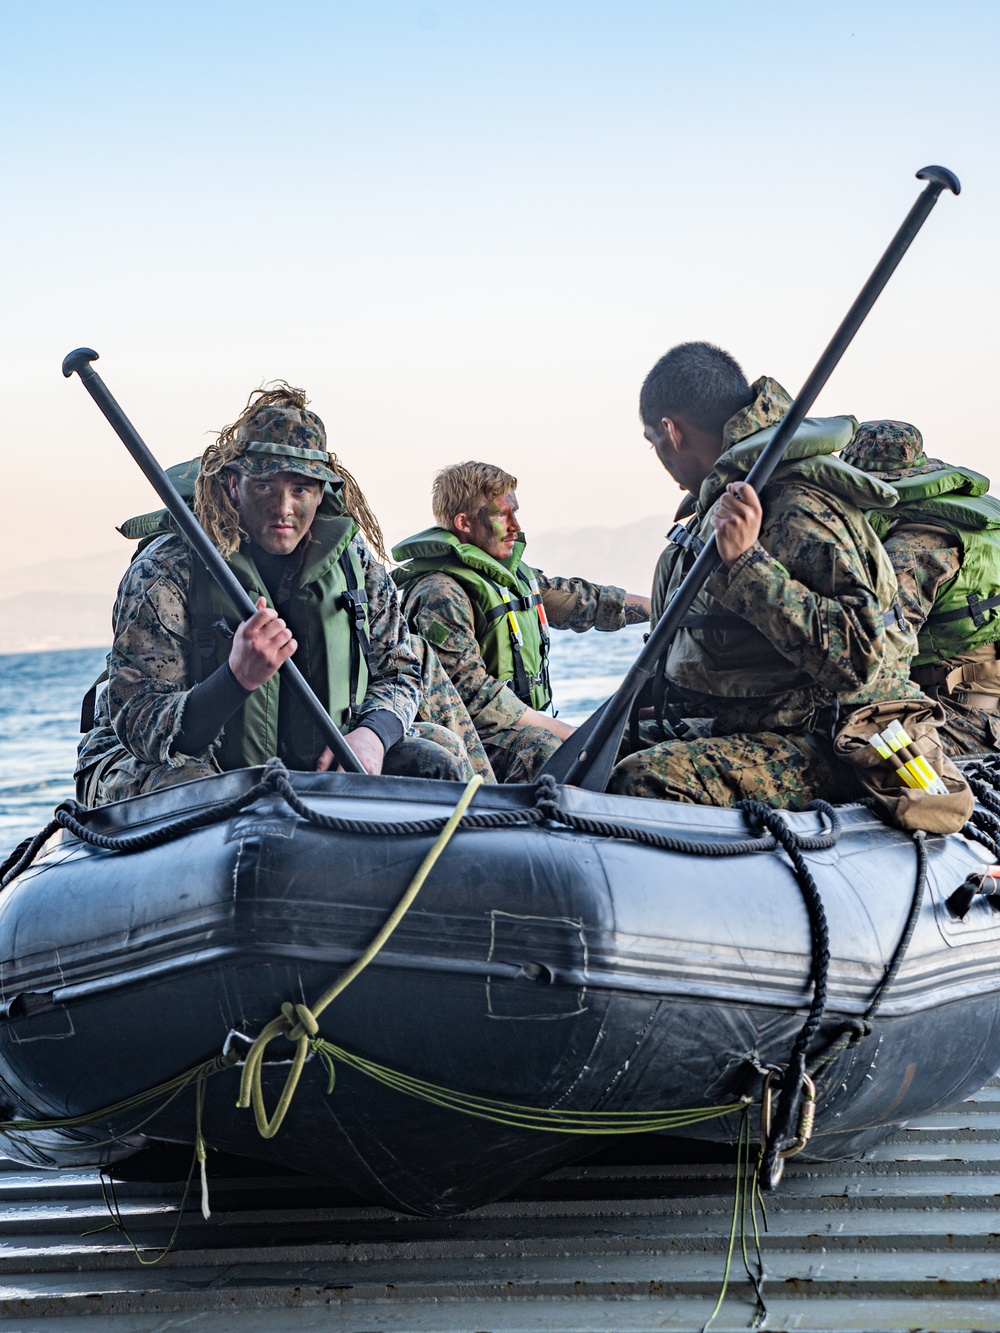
[228,596,297,690]
[711,481,762,568]
[316,726,386,775]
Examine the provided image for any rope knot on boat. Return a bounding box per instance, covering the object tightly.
[280,1002,320,1041]
[237,772,485,1139]
[533,773,560,822]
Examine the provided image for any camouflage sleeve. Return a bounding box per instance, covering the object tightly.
[882,525,962,632]
[106,536,199,767]
[715,489,888,694]
[353,536,421,734]
[536,572,633,631]
[403,572,527,735]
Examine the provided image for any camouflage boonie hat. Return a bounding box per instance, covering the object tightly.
[841,420,945,481]
[229,404,339,485]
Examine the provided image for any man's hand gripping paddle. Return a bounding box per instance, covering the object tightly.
[541,165,961,792]
[62,349,366,775]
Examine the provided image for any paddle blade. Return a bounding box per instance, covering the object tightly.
[538,696,630,791]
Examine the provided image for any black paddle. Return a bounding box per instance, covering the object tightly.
[541,164,961,792]
[62,349,366,775]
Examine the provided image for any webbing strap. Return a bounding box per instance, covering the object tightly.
[928,590,1000,627]
[680,600,906,635]
[667,521,704,555]
[338,549,372,707]
[483,591,542,621]
[189,558,220,683]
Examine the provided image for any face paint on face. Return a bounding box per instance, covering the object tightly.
[470,492,520,560]
[228,471,325,555]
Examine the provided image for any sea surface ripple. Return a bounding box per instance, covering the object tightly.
[0,625,648,855]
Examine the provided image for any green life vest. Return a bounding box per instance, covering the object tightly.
[392,527,552,711]
[866,464,1000,665]
[119,467,370,771]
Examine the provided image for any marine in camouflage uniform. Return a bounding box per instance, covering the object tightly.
[408,634,496,782]
[76,395,473,805]
[402,569,647,783]
[841,421,1000,756]
[610,348,922,809]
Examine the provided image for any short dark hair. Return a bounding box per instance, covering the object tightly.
[639,342,753,436]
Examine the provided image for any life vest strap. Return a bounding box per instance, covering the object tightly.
[339,550,372,709]
[928,590,1000,627]
[679,599,907,635]
[667,521,704,555]
[483,590,543,621]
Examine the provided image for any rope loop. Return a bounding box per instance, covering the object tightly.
[842,1017,873,1045]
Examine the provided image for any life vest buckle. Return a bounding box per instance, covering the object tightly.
[340,588,369,629]
[666,522,704,555]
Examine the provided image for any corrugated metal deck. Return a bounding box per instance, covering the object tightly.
[0,1084,998,1331]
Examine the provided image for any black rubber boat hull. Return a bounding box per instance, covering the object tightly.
[0,769,997,1215]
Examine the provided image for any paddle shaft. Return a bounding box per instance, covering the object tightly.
[62,350,366,775]
[542,165,961,790]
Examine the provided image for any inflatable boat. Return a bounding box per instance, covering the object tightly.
[1,758,999,1217]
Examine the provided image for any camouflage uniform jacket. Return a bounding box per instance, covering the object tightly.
[104,531,421,772]
[651,377,921,736]
[402,568,641,740]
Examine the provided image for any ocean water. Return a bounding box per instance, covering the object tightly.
[0,625,648,855]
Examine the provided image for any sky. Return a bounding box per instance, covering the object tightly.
[2,0,997,576]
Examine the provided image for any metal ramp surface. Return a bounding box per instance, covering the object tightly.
[0,1085,998,1331]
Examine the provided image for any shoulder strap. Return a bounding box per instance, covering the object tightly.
[338,547,372,706]
[188,557,221,683]
[666,520,704,556]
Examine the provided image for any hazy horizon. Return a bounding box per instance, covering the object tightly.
[3,0,997,580]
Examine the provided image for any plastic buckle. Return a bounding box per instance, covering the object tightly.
[341,588,368,628]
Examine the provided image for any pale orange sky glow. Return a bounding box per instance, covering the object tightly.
[2,1,997,584]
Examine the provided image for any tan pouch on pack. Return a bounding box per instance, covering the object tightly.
[833,699,974,834]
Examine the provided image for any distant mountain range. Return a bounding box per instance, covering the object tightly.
[0,515,671,656]
[1,550,131,655]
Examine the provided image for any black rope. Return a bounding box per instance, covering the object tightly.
[961,756,1000,858]
[271,769,550,837]
[0,821,61,890]
[2,764,845,885]
[808,829,927,1081]
[738,800,831,1189]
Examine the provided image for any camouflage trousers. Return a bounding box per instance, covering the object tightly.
[936,696,1000,758]
[483,723,563,784]
[79,725,471,808]
[410,636,496,782]
[608,730,861,811]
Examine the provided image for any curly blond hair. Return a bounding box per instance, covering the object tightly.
[194,382,387,560]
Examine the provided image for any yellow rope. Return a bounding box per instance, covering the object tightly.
[0,770,742,1155]
[311,1038,745,1136]
[236,773,485,1138]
